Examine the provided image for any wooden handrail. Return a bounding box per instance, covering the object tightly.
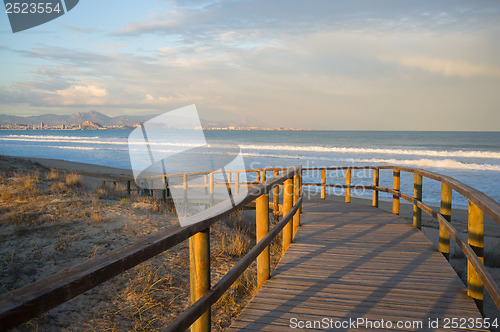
[302,165,500,226]
[377,166,500,226]
[0,166,302,331]
[164,195,303,332]
[3,163,498,330]
[377,186,500,309]
[135,167,297,182]
[301,165,500,312]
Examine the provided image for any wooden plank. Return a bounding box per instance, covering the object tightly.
[250,292,479,315]
[231,310,486,332]
[230,200,483,331]
[256,286,477,311]
[259,279,469,299]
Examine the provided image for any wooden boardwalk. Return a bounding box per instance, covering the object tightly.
[229,199,485,331]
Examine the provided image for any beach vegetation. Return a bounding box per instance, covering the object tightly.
[46,168,60,181]
[50,181,67,192]
[119,197,130,205]
[65,172,83,187]
[0,160,280,330]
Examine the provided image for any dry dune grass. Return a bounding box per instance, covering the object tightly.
[65,172,83,187]
[46,168,60,181]
[0,159,281,331]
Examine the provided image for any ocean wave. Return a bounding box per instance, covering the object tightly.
[2,136,500,161]
[0,137,201,147]
[240,144,500,159]
[243,152,500,171]
[3,134,101,140]
[0,137,128,145]
[352,158,500,172]
[45,145,99,150]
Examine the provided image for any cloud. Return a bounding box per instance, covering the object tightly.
[379,55,500,78]
[116,0,500,38]
[1,1,500,130]
[64,25,100,33]
[141,94,174,104]
[43,85,108,105]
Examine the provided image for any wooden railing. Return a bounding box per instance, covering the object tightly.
[302,166,500,313]
[2,164,499,331]
[0,166,303,332]
[102,168,291,201]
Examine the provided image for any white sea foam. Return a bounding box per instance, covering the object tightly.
[2,135,499,160]
[0,137,129,145]
[45,145,98,150]
[357,158,500,172]
[240,144,500,159]
[3,134,101,140]
[0,137,202,147]
[2,135,500,172]
[242,152,500,171]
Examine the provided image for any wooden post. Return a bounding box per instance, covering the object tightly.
[392,170,400,215]
[345,169,351,203]
[162,176,167,202]
[204,174,208,195]
[256,193,269,289]
[372,169,379,207]
[126,180,131,196]
[282,178,293,253]
[189,228,210,332]
[260,170,266,182]
[299,169,303,214]
[273,170,279,222]
[468,200,484,310]
[293,172,300,237]
[256,171,260,183]
[321,169,326,199]
[209,173,214,204]
[183,174,188,203]
[439,183,452,260]
[413,174,423,229]
[227,172,231,184]
[234,172,240,196]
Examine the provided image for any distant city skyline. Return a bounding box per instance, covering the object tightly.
[1,1,499,130]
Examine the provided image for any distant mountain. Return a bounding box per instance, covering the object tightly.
[0,110,145,126]
[0,110,264,128]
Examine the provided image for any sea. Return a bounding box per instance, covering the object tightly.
[1,130,499,208]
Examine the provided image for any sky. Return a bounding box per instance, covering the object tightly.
[0,0,500,130]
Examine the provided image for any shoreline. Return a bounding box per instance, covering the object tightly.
[0,154,132,180]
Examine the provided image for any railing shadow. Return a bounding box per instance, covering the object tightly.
[235,201,471,330]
